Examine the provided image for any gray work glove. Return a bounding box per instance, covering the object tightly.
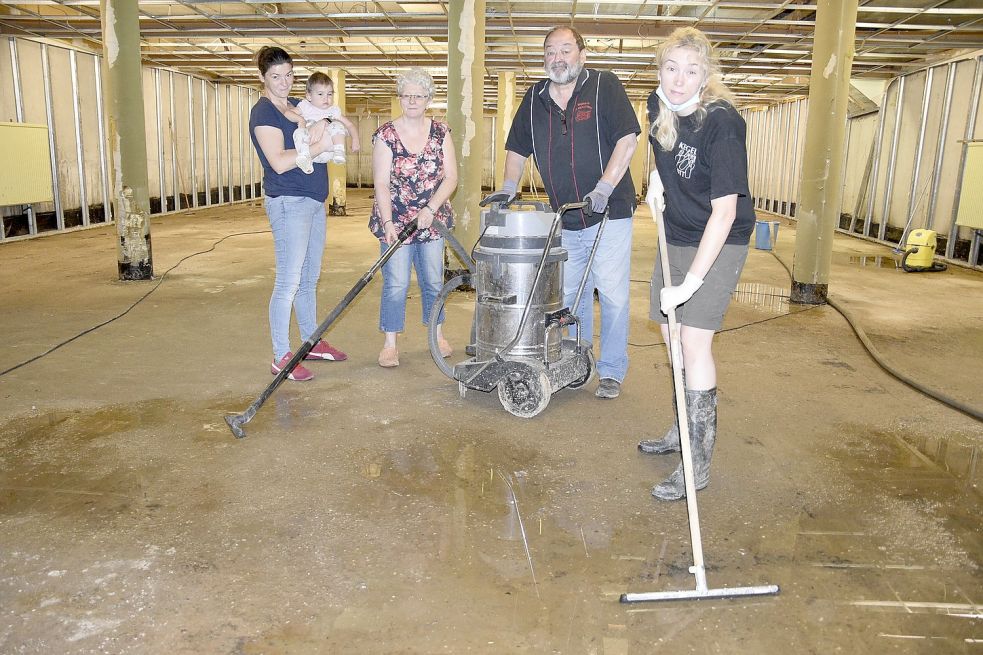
[480,180,518,207]
[583,180,614,215]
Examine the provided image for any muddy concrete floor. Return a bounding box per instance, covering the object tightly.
[1,190,980,654]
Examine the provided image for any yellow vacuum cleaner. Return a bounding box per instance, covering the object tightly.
[901,229,947,273]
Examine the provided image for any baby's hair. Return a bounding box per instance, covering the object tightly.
[256,46,291,75]
[306,72,333,93]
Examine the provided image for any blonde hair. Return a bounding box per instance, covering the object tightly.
[650,27,736,152]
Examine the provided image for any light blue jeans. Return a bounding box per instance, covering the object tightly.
[379,239,445,332]
[265,196,326,361]
[563,216,633,382]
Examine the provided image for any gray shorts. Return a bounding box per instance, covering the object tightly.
[650,243,749,330]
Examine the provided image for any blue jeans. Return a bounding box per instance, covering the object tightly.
[379,239,445,332]
[265,196,326,361]
[563,217,633,382]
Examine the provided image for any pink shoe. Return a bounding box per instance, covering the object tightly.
[305,340,348,361]
[271,352,314,381]
[437,337,453,358]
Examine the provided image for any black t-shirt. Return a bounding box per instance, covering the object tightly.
[506,69,640,230]
[647,93,755,246]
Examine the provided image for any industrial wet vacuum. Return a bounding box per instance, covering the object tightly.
[429,201,604,418]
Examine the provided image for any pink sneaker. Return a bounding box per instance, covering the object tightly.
[304,340,348,361]
[271,352,314,381]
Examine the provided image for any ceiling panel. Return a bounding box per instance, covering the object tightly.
[1,1,981,109]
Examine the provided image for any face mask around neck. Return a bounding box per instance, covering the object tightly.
[656,85,702,113]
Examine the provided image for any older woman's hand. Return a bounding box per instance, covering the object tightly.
[382,220,398,245]
[417,205,436,230]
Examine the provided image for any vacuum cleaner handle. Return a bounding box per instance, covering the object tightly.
[225,219,419,439]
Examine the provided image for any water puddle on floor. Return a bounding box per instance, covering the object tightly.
[845,254,901,269]
[731,282,791,313]
[901,433,982,493]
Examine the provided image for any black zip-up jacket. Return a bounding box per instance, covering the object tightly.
[506,68,640,230]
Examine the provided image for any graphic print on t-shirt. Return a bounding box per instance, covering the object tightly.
[676,142,696,179]
[574,101,593,122]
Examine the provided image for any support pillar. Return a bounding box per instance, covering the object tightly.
[328,69,348,216]
[495,72,516,189]
[101,0,153,280]
[446,0,485,256]
[789,0,859,304]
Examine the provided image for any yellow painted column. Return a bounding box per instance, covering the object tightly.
[100,0,153,280]
[790,0,860,304]
[629,100,647,198]
[446,0,485,255]
[495,71,516,189]
[327,70,348,215]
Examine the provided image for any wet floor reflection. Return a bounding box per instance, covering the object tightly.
[341,435,645,650]
[902,433,981,493]
[731,283,790,314]
[845,254,901,268]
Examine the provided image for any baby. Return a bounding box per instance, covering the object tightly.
[292,72,360,173]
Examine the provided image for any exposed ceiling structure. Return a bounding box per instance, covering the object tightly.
[2,1,982,110]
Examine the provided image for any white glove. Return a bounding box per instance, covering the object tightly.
[646,170,666,217]
[660,272,704,314]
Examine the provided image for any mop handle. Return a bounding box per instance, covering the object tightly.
[650,198,709,591]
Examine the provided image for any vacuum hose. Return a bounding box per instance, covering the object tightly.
[428,273,471,379]
[770,251,982,422]
[900,247,947,273]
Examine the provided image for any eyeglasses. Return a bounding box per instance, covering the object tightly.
[398,94,429,101]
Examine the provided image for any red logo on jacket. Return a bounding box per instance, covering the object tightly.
[574,101,593,122]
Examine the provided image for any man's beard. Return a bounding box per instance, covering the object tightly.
[547,60,583,85]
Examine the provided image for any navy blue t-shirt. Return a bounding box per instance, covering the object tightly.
[249,96,328,202]
[647,94,755,246]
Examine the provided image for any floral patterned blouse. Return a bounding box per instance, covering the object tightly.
[369,119,455,244]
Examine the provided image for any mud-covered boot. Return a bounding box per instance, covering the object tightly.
[638,374,687,454]
[651,388,717,501]
[638,421,679,454]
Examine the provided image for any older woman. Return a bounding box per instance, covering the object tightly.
[370,68,458,368]
[248,46,347,382]
[638,27,755,501]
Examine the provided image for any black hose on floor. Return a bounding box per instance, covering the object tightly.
[0,229,270,378]
[768,250,983,423]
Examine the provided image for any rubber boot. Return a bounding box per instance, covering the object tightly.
[638,373,687,454]
[638,422,679,454]
[651,388,717,501]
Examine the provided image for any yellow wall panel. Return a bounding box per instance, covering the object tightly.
[955,142,983,229]
[0,122,54,205]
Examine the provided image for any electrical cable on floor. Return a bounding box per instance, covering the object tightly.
[626,275,820,347]
[627,305,820,348]
[0,229,270,379]
[767,249,983,423]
